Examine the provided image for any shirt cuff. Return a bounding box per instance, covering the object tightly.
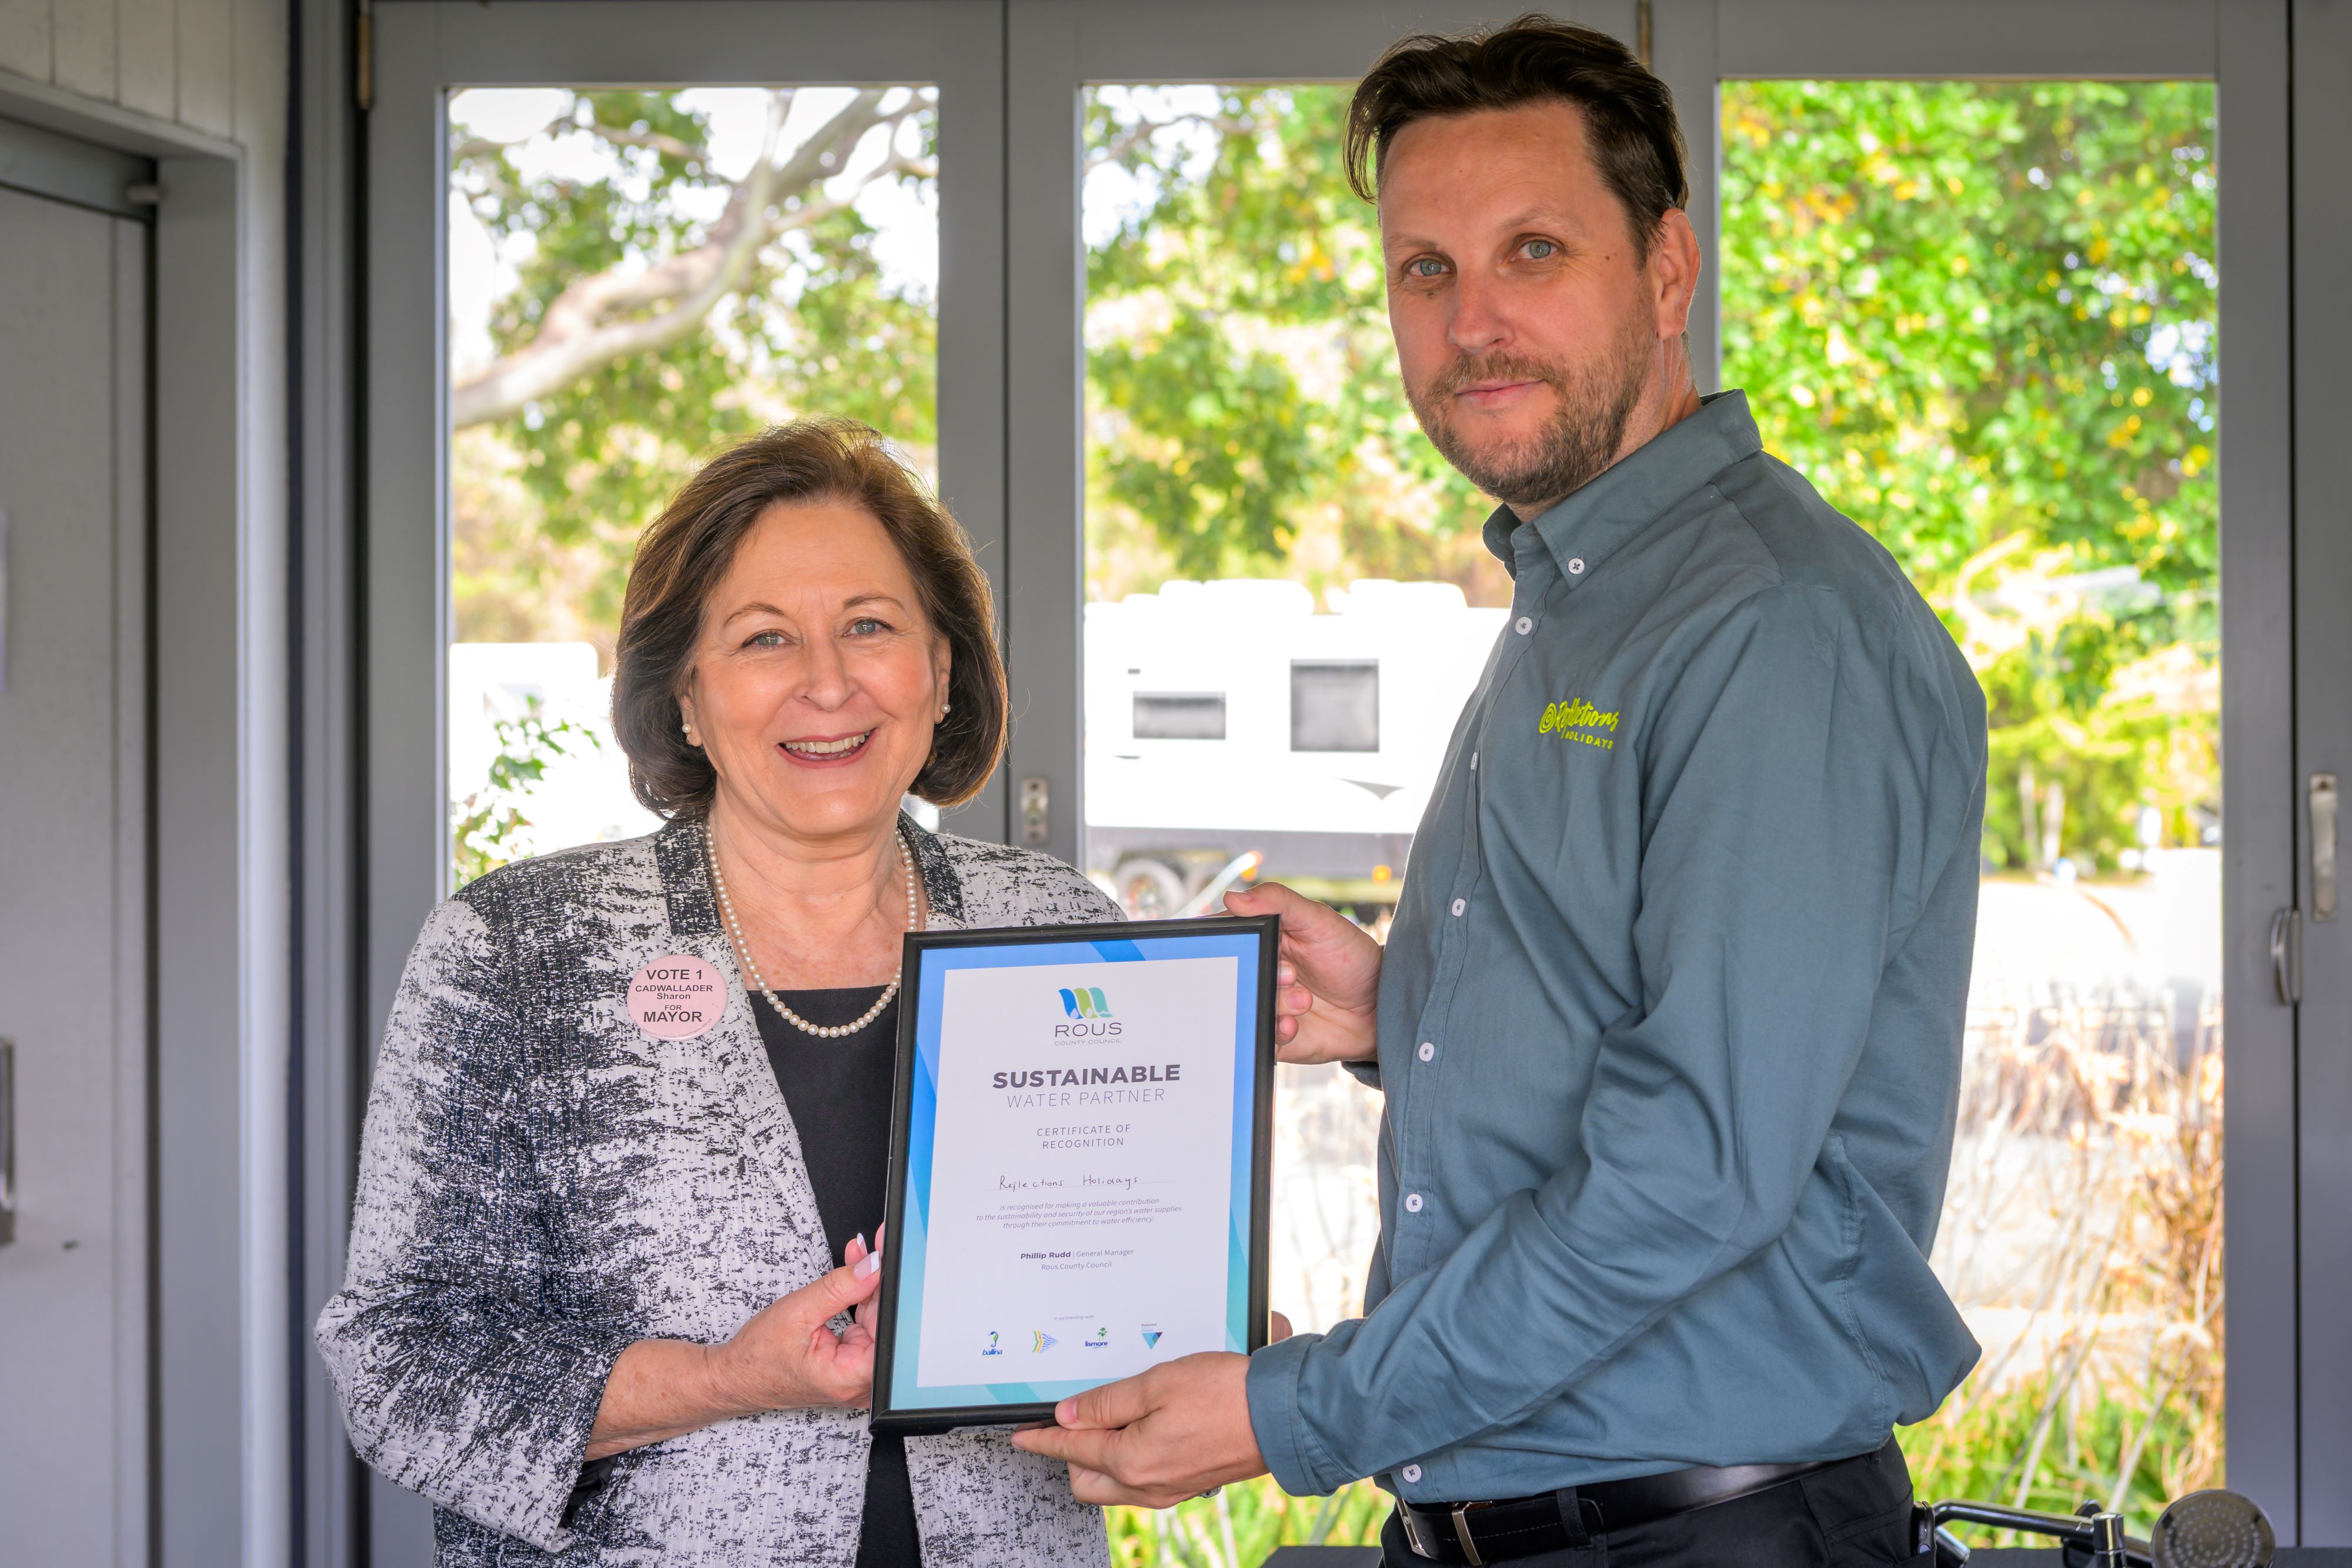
[1247,1331,1345,1496]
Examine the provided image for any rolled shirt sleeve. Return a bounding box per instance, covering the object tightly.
[1250,577,1977,1496]
[315,897,636,1553]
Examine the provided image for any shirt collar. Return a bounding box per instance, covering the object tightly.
[1482,389,1762,582]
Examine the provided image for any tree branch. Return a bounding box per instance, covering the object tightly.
[1084,112,1254,172]
[452,88,928,428]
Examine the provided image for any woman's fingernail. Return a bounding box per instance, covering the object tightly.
[854,1253,880,1279]
[1056,1398,1077,1423]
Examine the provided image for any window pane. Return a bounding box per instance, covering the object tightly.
[1289,661,1379,753]
[445,85,939,887]
[1133,693,1228,740]
[1084,84,1486,1554]
[1721,80,2222,1516]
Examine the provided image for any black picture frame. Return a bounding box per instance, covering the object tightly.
[868,913,1279,1436]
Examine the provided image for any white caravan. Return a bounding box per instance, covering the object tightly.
[1083,579,1508,916]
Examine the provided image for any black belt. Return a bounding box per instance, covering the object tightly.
[1395,1452,1863,1564]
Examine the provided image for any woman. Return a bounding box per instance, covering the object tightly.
[318,418,1119,1566]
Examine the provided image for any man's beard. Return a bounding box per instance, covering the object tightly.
[1408,315,1653,512]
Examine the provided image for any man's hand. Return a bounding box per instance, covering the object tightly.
[1222,882,1381,1065]
[1009,1353,1268,1508]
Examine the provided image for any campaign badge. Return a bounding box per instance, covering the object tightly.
[629,954,725,1039]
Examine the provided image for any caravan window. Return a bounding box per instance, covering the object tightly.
[1291,661,1379,753]
[1134,692,1227,740]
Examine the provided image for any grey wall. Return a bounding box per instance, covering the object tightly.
[1,0,294,1563]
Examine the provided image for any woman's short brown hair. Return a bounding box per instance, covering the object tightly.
[612,417,1007,818]
[1347,13,1687,260]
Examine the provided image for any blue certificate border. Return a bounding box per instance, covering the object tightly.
[870,916,1275,1430]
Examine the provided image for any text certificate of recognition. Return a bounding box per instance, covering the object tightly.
[871,916,1275,1432]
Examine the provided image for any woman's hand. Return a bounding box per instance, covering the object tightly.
[1221,882,1382,1065]
[584,1235,886,1460]
[708,1235,886,1413]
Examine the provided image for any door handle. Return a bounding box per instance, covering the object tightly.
[2313,773,2338,922]
[2272,908,2301,1007]
[0,1038,14,1247]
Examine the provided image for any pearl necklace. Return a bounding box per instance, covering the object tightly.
[706,824,919,1039]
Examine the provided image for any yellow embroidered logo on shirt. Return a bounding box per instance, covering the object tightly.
[1539,698,1619,751]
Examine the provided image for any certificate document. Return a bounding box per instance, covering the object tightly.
[870,915,1276,1433]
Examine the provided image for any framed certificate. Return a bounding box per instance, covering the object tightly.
[868,914,1279,1435]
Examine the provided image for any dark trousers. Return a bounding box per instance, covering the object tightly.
[1379,1440,1916,1568]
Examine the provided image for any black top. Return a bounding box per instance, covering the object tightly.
[753,984,919,1568]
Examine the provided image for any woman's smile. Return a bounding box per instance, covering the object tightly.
[778,728,877,765]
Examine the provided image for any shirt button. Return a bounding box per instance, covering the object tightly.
[1404,1192,1425,1213]
[1568,557,1586,575]
[1418,1041,1435,1062]
[1401,1463,1424,1484]
[1451,898,1466,917]
[1515,616,1534,635]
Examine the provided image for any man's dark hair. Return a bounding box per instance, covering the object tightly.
[1346,14,1688,258]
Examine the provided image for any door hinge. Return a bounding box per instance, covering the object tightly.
[1018,776,1050,847]
[2271,907,2301,1006]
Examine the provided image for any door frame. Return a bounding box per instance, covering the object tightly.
[2288,0,2352,1542]
[352,0,2317,1545]
[362,4,1008,1556]
[1001,0,2307,1535]
[0,69,288,1568]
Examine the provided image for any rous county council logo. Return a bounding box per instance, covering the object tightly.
[1140,1324,1162,1349]
[1031,1332,1058,1352]
[1058,987,1112,1020]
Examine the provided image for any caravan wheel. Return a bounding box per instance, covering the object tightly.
[1115,858,1190,919]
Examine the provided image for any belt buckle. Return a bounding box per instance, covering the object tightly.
[1397,1498,1489,1565]
[1398,1503,1440,1560]
[1450,1502,1488,1567]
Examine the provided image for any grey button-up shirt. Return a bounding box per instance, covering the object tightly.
[1245,392,1987,1502]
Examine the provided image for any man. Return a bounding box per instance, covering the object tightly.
[1013,18,1986,1565]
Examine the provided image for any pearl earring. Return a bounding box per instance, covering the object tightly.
[940,700,951,719]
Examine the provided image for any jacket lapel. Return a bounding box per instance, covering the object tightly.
[649,813,973,1278]
[652,817,833,1277]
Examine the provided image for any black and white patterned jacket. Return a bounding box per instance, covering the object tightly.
[316,815,1121,1566]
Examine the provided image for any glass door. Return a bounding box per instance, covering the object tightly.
[1009,0,2298,1554]
[1719,73,2227,1521]
[363,6,1003,1561]
[1682,6,2303,1533]
[442,81,942,887]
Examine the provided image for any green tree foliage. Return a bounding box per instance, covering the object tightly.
[1720,82,2218,869]
[451,698,601,888]
[452,89,938,654]
[1084,88,1508,604]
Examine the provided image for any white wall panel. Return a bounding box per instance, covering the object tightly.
[173,0,230,133]
[52,0,115,99]
[0,0,51,81]
[117,0,179,120]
